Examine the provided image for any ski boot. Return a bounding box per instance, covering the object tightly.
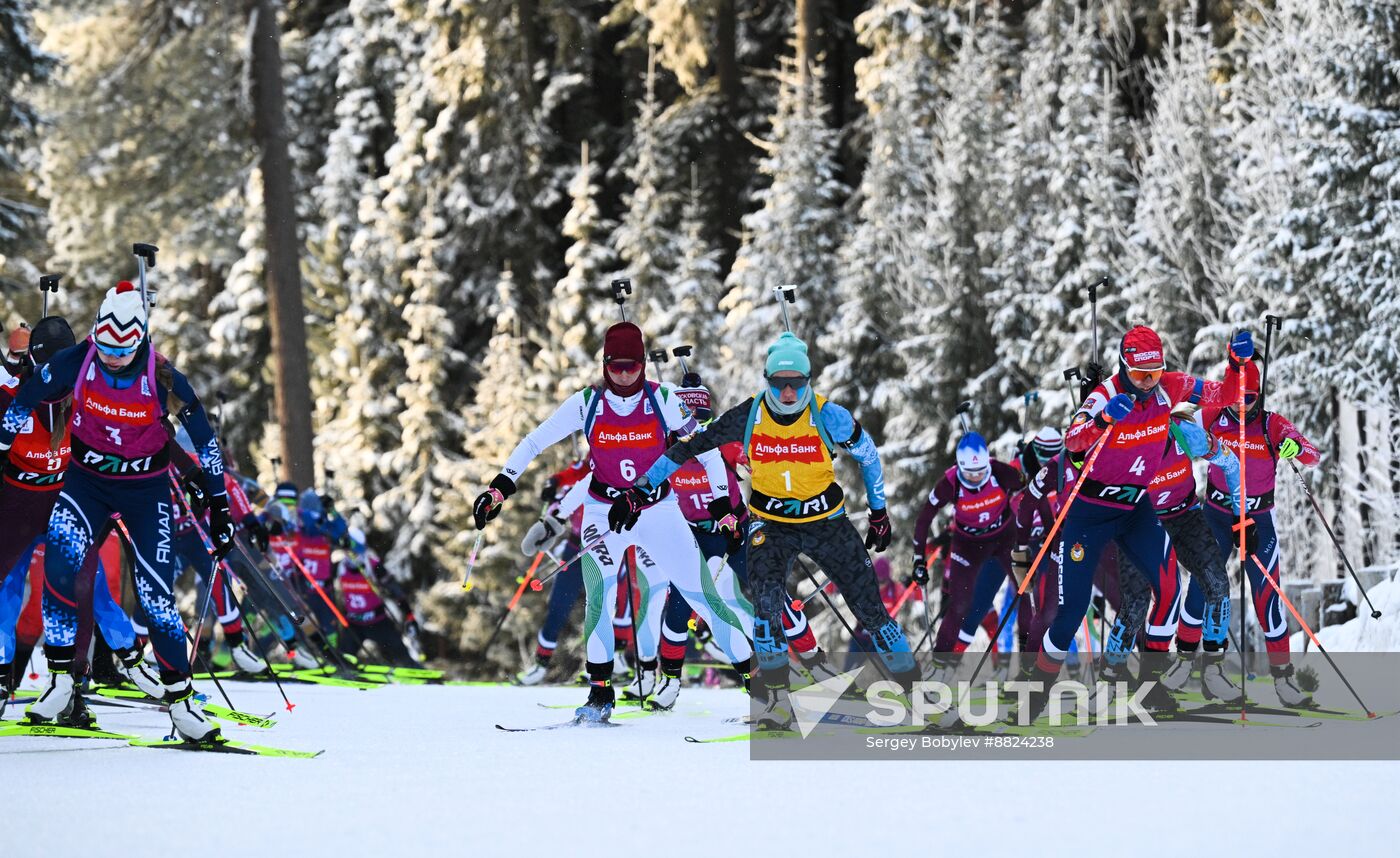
[230,641,269,675]
[1271,663,1312,708]
[26,673,94,728]
[611,648,634,681]
[622,659,657,702]
[796,649,847,688]
[280,640,318,670]
[753,685,794,732]
[515,658,549,687]
[1136,656,1180,715]
[116,647,167,699]
[575,682,615,724]
[1200,653,1242,703]
[647,674,682,711]
[1091,661,1133,718]
[1159,650,1196,692]
[0,664,13,711]
[165,680,220,743]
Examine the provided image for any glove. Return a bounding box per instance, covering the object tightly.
[910,553,929,587]
[708,497,743,554]
[538,478,559,504]
[1278,438,1301,460]
[608,483,650,533]
[267,517,284,538]
[208,498,236,560]
[1097,392,1134,427]
[865,508,892,553]
[681,371,702,388]
[320,493,335,513]
[180,472,209,515]
[933,531,951,550]
[472,474,516,530]
[521,513,566,556]
[1228,330,1254,366]
[1080,361,1105,403]
[1011,548,1030,585]
[1234,517,1260,556]
[241,514,269,552]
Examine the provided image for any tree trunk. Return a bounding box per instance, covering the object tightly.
[712,0,742,265]
[795,0,820,100]
[247,0,316,488]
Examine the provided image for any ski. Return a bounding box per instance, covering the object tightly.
[285,669,384,690]
[684,729,798,744]
[130,736,323,758]
[496,719,623,732]
[0,723,137,740]
[88,688,277,728]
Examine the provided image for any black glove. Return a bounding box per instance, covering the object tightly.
[267,517,285,538]
[911,553,929,587]
[933,531,951,550]
[865,508,892,553]
[607,484,649,533]
[208,497,236,560]
[1242,517,1260,556]
[708,497,744,554]
[1081,361,1105,403]
[681,371,702,388]
[472,474,516,530]
[181,471,209,515]
[538,477,560,504]
[242,514,269,553]
[320,493,335,513]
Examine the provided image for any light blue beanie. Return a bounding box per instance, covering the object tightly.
[764,332,811,376]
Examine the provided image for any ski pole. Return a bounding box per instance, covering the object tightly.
[967,426,1118,686]
[165,473,297,707]
[132,243,158,321]
[773,285,796,333]
[1287,461,1382,618]
[611,278,632,322]
[462,532,483,591]
[1259,314,1280,413]
[282,543,353,629]
[530,528,610,592]
[230,536,305,625]
[38,273,60,318]
[1248,551,1376,718]
[477,551,548,658]
[1234,340,1250,708]
[793,560,896,684]
[110,515,239,711]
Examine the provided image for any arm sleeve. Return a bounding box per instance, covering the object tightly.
[502,391,588,483]
[1269,413,1320,466]
[167,366,226,499]
[821,400,886,510]
[1166,366,1243,411]
[992,461,1024,493]
[1065,386,1110,452]
[912,480,954,555]
[0,348,82,449]
[659,385,727,497]
[643,399,750,488]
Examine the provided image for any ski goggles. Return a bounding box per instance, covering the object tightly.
[1126,367,1163,388]
[605,359,641,373]
[765,374,810,392]
[95,341,140,358]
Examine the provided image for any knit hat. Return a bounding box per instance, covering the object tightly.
[602,322,645,365]
[1030,426,1064,461]
[28,317,76,367]
[764,332,810,377]
[1120,325,1166,371]
[92,281,148,352]
[7,325,30,357]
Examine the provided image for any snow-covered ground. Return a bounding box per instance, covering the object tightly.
[7,676,1400,854]
[1294,577,1400,651]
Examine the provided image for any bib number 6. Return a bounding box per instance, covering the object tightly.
[620,459,636,482]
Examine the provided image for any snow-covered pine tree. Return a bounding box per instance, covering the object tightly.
[535,140,617,405]
[718,55,847,398]
[1121,17,1237,373]
[879,1,1010,522]
[0,0,55,293]
[307,0,411,518]
[611,48,682,341]
[822,0,946,444]
[664,166,726,393]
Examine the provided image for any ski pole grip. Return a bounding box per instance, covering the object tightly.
[133,243,159,268]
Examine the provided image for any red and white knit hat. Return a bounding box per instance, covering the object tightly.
[92,281,147,351]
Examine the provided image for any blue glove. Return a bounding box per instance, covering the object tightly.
[1229,330,1254,365]
[1101,393,1134,424]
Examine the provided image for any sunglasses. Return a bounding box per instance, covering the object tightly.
[766,375,810,392]
[95,342,139,358]
[606,359,641,373]
[1126,367,1163,387]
